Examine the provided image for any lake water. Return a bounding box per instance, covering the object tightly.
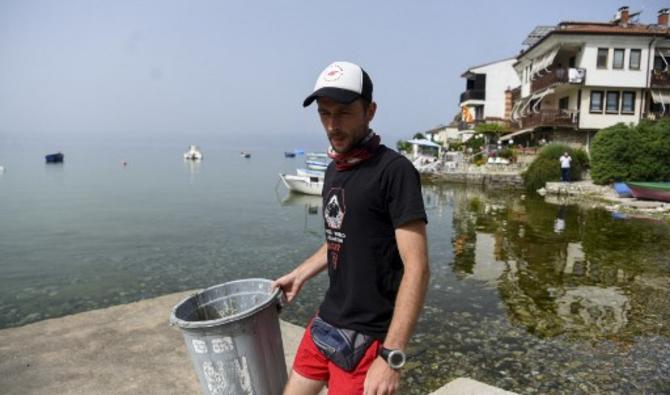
[1,142,669,394]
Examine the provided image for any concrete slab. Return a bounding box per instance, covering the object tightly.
[0,291,514,395]
[0,291,304,395]
[430,378,518,395]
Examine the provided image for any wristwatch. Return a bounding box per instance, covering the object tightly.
[379,347,406,369]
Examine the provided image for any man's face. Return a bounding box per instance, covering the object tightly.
[317,97,376,154]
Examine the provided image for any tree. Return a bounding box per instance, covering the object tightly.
[590,119,670,184]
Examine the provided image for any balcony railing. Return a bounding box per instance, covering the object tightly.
[460,89,485,103]
[531,68,586,93]
[650,70,670,88]
[517,110,579,129]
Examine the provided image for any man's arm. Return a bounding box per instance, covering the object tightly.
[364,219,429,395]
[273,242,328,303]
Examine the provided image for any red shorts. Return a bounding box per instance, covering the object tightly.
[292,320,382,395]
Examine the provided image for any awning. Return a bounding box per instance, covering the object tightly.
[657,48,669,72]
[651,90,670,104]
[530,46,560,79]
[511,96,530,121]
[651,90,670,112]
[519,96,534,117]
[406,139,441,148]
[499,128,533,142]
[531,88,555,113]
[510,100,522,121]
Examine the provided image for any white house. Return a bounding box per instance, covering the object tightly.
[459,58,521,129]
[505,6,670,148]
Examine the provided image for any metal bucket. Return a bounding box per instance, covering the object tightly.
[170,278,287,395]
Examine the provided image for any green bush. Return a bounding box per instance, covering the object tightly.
[396,140,411,153]
[590,120,670,184]
[465,135,486,151]
[522,143,589,192]
[499,147,517,161]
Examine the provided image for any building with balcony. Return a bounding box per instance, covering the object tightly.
[503,6,670,148]
[458,58,520,136]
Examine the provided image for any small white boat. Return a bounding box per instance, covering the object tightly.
[0,165,4,173]
[241,151,251,158]
[279,173,323,196]
[305,160,328,171]
[306,153,328,160]
[296,168,324,178]
[183,145,203,160]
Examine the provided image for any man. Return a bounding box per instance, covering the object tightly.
[274,61,429,395]
[560,151,572,182]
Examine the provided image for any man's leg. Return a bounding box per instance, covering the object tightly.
[285,320,328,395]
[282,370,325,395]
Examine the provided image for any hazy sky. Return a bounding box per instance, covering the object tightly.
[0,0,666,148]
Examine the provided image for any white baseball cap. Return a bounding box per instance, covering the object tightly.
[303,61,373,107]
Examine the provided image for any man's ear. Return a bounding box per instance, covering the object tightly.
[366,101,377,123]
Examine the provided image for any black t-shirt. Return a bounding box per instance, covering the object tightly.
[319,145,427,339]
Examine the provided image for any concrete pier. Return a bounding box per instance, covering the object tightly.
[0,291,516,394]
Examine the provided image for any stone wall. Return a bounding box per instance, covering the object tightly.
[430,171,524,189]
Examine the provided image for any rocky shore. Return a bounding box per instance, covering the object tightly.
[539,180,670,220]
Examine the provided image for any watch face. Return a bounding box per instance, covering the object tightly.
[388,350,406,369]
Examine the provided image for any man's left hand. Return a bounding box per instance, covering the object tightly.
[363,357,400,395]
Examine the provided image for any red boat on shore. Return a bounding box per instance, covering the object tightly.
[625,182,670,203]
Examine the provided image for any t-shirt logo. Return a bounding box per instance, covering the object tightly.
[324,188,345,229]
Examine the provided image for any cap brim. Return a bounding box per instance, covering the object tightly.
[303,87,361,107]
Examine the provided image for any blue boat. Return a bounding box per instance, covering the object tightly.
[613,182,632,198]
[284,152,296,158]
[45,152,64,163]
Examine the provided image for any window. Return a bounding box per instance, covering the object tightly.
[559,96,569,111]
[597,48,609,69]
[629,49,641,70]
[590,91,603,112]
[622,91,635,114]
[606,91,620,113]
[613,49,625,69]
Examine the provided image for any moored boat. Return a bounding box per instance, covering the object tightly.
[305,159,328,171]
[183,145,203,160]
[296,168,324,178]
[613,182,633,198]
[625,182,670,203]
[45,152,64,163]
[306,152,328,159]
[279,173,323,196]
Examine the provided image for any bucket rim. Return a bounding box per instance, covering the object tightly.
[169,278,281,329]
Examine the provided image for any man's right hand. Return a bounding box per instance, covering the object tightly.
[272,270,304,303]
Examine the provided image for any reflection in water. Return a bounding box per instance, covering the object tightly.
[553,285,629,335]
[184,159,201,184]
[279,192,322,235]
[448,186,670,340]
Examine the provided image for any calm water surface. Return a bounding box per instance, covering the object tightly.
[1,142,669,394]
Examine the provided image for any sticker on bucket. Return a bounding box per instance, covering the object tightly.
[192,339,208,354]
[212,337,234,353]
[203,357,253,395]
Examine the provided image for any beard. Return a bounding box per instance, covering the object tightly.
[328,127,368,154]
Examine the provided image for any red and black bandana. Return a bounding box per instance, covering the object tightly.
[327,131,381,171]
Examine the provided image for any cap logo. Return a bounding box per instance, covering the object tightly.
[323,65,344,82]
